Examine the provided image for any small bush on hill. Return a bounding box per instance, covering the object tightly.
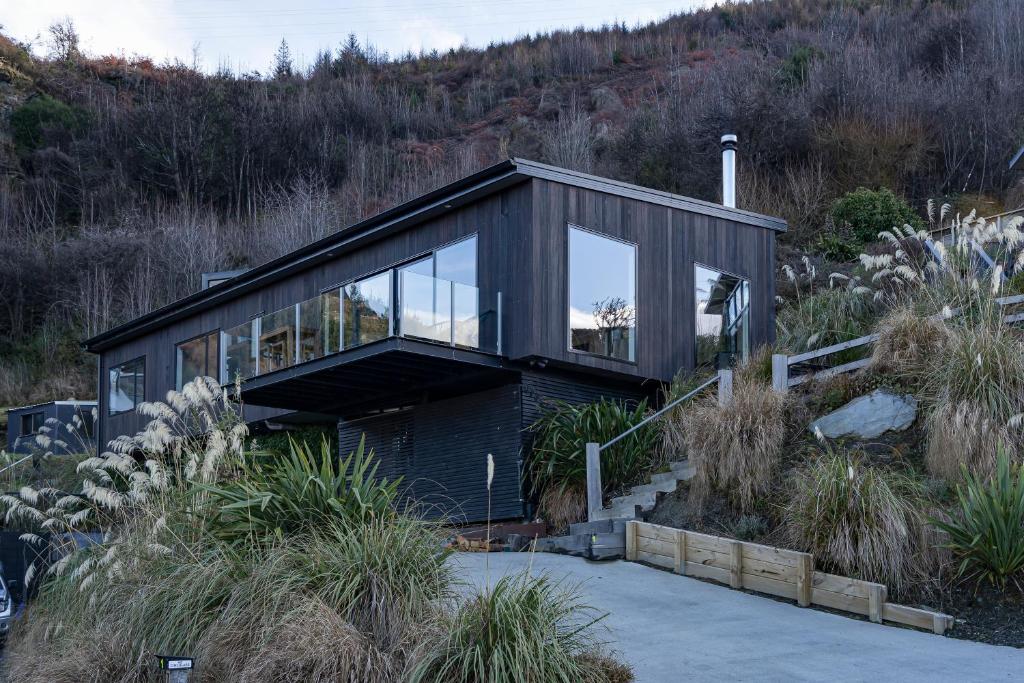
[784,448,926,594]
[931,449,1024,589]
[680,372,792,514]
[830,187,924,246]
[868,306,949,380]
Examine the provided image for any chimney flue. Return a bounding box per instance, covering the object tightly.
[721,133,737,208]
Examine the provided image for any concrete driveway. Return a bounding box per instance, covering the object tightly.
[451,552,1023,682]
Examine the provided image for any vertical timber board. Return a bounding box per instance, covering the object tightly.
[625,521,638,561]
[796,554,813,607]
[675,529,687,575]
[730,540,744,589]
[869,584,886,624]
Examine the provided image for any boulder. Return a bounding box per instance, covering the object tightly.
[810,389,917,440]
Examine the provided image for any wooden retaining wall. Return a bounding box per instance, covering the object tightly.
[626,521,953,635]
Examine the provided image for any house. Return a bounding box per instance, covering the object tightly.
[83,156,786,522]
[5,401,97,456]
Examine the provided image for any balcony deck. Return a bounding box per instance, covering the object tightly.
[239,336,512,415]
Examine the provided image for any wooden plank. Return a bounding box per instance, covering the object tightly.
[789,357,871,387]
[741,542,807,569]
[742,572,799,601]
[636,522,680,545]
[812,571,881,599]
[868,584,886,624]
[683,530,733,554]
[796,554,812,608]
[787,333,879,365]
[730,540,743,589]
[625,521,638,562]
[1003,312,1024,324]
[811,587,870,616]
[683,560,731,584]
[637,535,676,559]
[684,545,731,570]
[635,549,675,570]
[771,354,788,393]
[740,556,799,582]
[996,293,1024,305]
[674,529,686,575]
[881,602,954,634]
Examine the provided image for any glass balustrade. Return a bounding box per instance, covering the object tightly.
[222,268,500,382]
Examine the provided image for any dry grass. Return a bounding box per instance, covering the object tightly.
[925,401,1015,483]
[681,377,792,514]
[538,482,587,534]
[868,307,949,379]
[784,449,926,595]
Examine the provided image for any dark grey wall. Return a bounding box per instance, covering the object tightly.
[6,403,97,455]
[338,383,523,522]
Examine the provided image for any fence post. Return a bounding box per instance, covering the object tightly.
[771,354,789,394]
[717,368,733,406]
[625,521,638,561]
[796,554,812,607]
[585,442,602,522]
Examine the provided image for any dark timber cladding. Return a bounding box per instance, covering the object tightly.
[517,175,777,381]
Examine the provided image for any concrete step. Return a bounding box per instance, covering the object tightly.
[670,460,696,479]
[629,478,678,496]
[533,530,625,561]
[592,503,639,521]
[650,470,679,484]
[610,491,657,510]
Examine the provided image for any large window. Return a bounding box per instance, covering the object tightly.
[568,226,636,361]
[259,308,296,374]
[398,236,479,346]
[695,264,750,368]
[176,331,219,390]
[109,357,145,415]
[20,411,43,436]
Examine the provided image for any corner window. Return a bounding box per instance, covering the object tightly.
[109,357,145,415]
[568,226,636,361]
[695,265,750,368]
[176,331,219,390]
[344,271,391,348]
[20,412,44,436]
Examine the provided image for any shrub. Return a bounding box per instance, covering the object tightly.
[930,449,1024,589]
[10,94,89,154]
[784,449,925,593]
[830,187,924,245]
[203,435,400,545]
[681,377,791,513]
[776,285,878,354]
[868,306,949,380]
[529,398,657,525]
[410,572,624,683]
[255,425,337,457]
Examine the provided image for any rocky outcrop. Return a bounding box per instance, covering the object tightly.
[810,389,917,439]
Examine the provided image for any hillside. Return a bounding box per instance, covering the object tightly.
[1,0,1023,409]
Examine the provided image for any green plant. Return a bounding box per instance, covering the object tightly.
[776,285,878,355]
[830,186,924,245]
[528,398,657,516]
[410,572,621,683]
[203,435,400,545]
[930,449,1024,589]
[255,425,337,457]
[10,94,89,155]
[784,448,925,593]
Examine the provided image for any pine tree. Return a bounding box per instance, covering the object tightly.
[273,38,293,79]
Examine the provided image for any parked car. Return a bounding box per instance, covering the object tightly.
[0,575,12,638]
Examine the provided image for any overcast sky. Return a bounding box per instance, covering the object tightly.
[4,0,715,73]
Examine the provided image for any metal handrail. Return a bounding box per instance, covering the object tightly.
[585,371,728,521]
[599,374,719,452]
[0,454,34,476]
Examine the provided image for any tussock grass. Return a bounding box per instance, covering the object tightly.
[784,449,926,594]
[410,572,624,683]
[681,375,792,514]
[868,306,949,380]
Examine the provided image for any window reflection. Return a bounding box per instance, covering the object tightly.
[109,357,145,415]
[176,331,219,390]
[695,265,750,368]
[259,308,296,374]
[344,271,391,347]
[568,226,636,361]
[222,321,257,383]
